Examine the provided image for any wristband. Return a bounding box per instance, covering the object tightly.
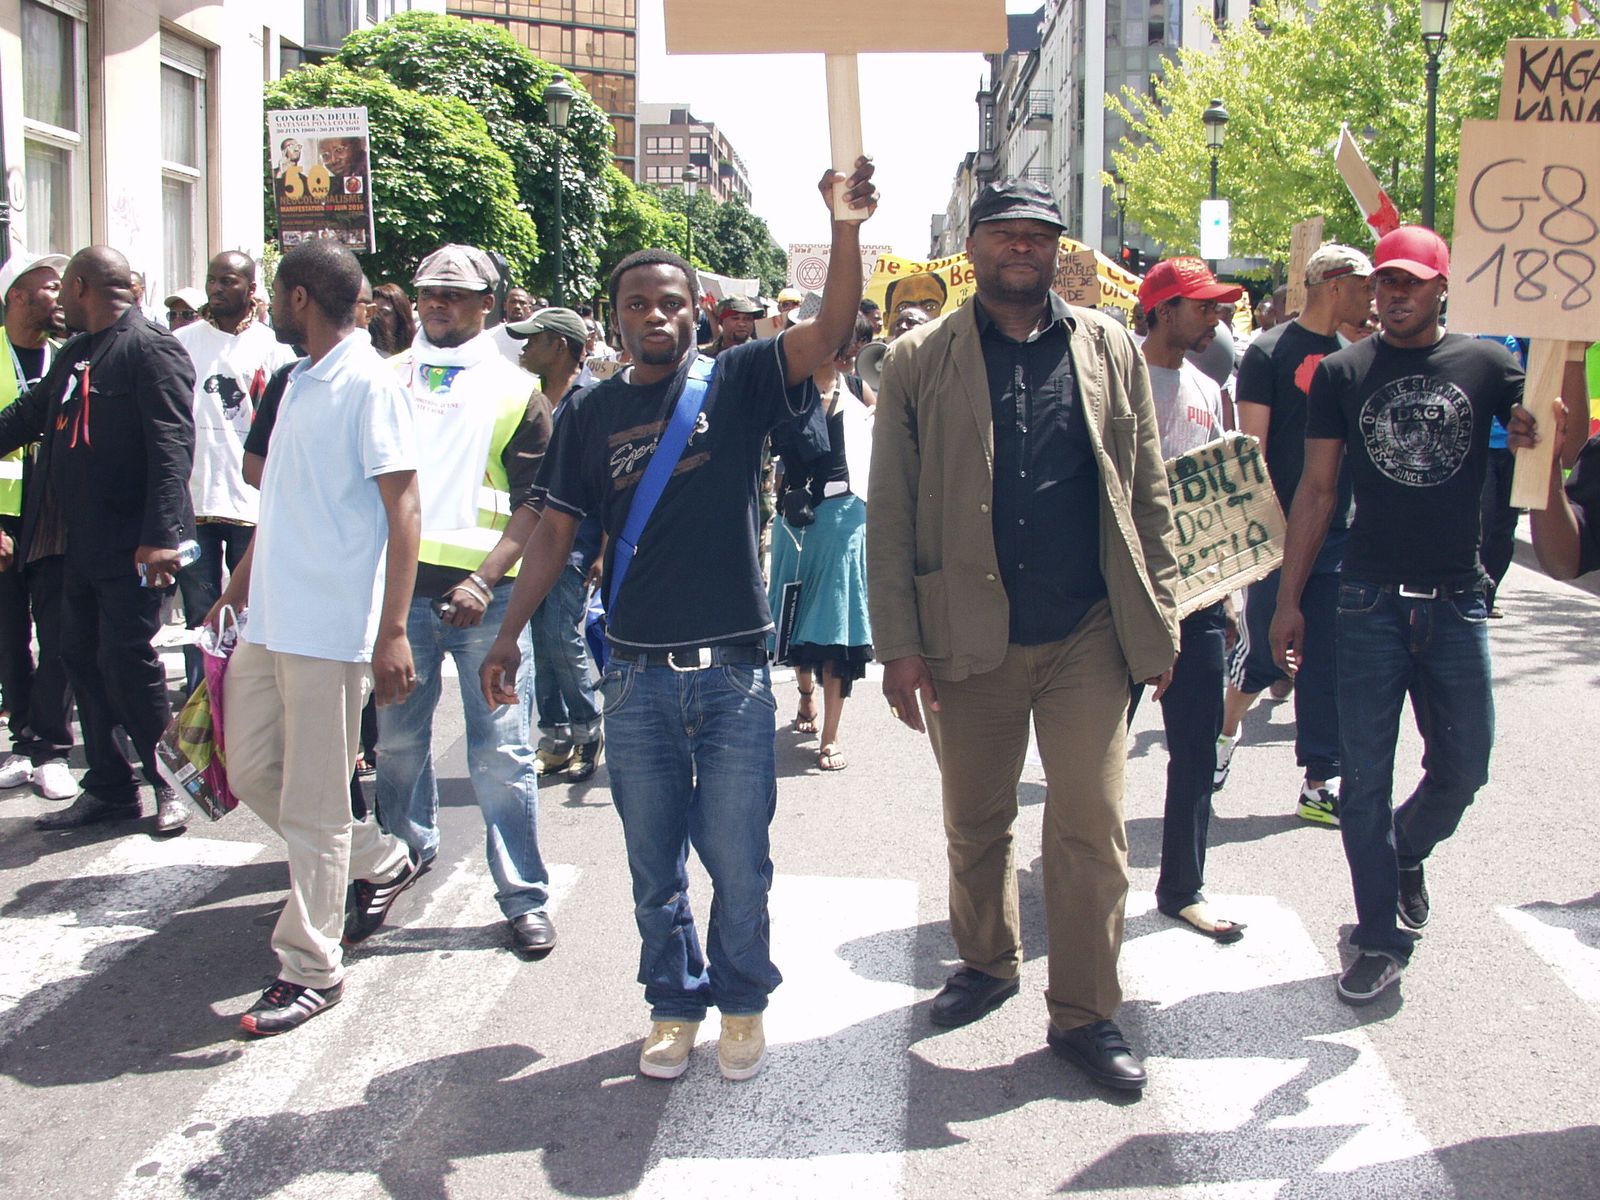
[468,571,493,595]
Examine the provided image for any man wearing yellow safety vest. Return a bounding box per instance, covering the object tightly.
[0,252,76,803]
[374,245,558,956]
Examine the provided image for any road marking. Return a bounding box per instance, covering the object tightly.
[1114,893,1452,1196]
[0,836,264,1043]
[1500,901,1600,1015]
[115,858,578,1200]
[634,874,917,1200]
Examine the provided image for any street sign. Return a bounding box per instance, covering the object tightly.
[1200,200,1230,261]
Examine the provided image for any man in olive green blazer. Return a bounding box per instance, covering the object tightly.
[868,179,1179,1092]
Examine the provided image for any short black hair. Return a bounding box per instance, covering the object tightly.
[854,314,873,343]
[275,240,363,325]
[608,248,697,314]
[859,298,880,315]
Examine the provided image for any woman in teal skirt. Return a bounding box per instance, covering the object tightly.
[770,343,874,770]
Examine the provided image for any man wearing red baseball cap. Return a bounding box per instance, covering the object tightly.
[1269,225,1522,1007]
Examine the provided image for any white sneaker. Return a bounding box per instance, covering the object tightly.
[1212,733,1240,792]
[31,760,80,801]
[0,752,33,790]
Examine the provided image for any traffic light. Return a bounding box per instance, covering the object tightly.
[1119,244,1144,275]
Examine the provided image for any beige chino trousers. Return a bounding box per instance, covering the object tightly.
[926,602,1131,1032]
[224,640,410,989]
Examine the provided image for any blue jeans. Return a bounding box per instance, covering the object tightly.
[599,658,783,1020]
[1336,579,1493,962]
[374,589,548,919]
[530,565,601,748]
[176,521,253,695]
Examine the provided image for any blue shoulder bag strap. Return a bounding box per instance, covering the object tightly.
[607,354,716,611]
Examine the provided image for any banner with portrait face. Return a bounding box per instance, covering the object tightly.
[267,107,377,253]
[864,237,1137,336]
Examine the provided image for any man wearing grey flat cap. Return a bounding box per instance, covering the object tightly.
[368,243,558,957]
[869,176,1179,1092]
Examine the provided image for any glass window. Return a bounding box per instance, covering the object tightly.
[22,1,76,131]
[21,0,87,252]
[159,47,208,302]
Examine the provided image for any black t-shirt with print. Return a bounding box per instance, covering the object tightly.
[1235,320,1353,530]
[1305,332,1522,587]
[536,335,814,652]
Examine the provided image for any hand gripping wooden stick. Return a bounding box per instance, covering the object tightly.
[825,54,865,224]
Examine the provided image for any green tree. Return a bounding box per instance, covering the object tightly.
[597,165,687,283]
[265,63,538,288]
[1106,0,1596,272]
[655,188,788,296]
[337,12,614,302]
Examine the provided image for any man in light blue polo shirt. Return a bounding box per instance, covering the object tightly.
[210,240,423,1036]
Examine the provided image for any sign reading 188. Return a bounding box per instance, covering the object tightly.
[1464,158,1597,311]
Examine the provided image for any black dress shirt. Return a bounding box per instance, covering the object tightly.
[978,293,1106,646]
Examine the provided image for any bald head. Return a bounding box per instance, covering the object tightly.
[211,250,256,283]
[61,246,136,333]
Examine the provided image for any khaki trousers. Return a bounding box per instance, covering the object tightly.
[225,640,410,988]
[927,602,1130,1031]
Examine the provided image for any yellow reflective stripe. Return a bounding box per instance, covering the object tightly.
[477,485,511,531]
[418,527,520,578]
[484,391,527,495]
[0,458,21,517]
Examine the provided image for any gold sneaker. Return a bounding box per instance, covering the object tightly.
[717,1013,767,1081]
[535,745,574,776]
[639,1020,700,1080]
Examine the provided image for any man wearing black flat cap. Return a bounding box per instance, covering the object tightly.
[869,177,1179,1092]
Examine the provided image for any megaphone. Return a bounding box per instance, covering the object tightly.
[856,339,889,391]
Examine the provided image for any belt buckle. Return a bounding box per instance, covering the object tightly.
[667,647,711,672]
[1397,583,1438,600]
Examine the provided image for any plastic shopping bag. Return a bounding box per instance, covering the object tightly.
[156,607,245,821]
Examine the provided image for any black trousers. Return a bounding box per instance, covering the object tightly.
[0,553,76,762]
[60,563,171,800]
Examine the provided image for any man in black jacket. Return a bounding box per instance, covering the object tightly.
[0,246,196,833]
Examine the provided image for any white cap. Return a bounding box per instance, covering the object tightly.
[0,252,68,304]
[164,286,206,313]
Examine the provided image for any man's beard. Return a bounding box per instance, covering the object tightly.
[638,341,683,366]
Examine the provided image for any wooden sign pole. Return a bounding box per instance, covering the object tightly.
[1510,339,1569,509]
[824,54,864,223]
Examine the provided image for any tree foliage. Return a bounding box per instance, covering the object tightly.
[264,63,539,289]
[1107,0,1597,273]
[336,12,613,301]
[654,188,788,296]
[597,165,686,284]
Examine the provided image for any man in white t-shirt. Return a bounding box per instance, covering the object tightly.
[174,251,295,693]
[210,240,422,1037]
[1136,256,1247,946]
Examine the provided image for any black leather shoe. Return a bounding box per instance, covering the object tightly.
[510,911,557,957]
[1048,1019,1147,1091]
[36,792,142,831]
[929,967,1020,1028]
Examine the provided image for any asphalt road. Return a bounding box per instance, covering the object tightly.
[2,547,1598,1199]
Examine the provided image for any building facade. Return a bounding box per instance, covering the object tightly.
[447,0,638,173]
[941,0,1257,258]
[634,102,752,205]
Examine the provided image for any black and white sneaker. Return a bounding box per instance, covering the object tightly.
[343,850,422,945]
[1337,953,1404,1006]
[1397,864,1430,930]
[239,978,343,1036]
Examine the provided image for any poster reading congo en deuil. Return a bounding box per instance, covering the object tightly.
[267,107,377,254]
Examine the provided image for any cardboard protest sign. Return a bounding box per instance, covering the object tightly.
[1166,435,1286,619]
[1449,120,1600,345]
[663,0,1007,220]
[787,243,890,291]
[1499,39,1600,122]
[1053,250,1099,304]
[1335,126,1399,240]
[268,108,376,252]
[1285,217,1324,317]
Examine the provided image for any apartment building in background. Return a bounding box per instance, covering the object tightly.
[448,0,638,172]
[634,102,752,205]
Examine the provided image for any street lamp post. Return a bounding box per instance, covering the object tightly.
[1202,98,1229,201]
[1112,172,1128,247]
[682,165,698,263]
[1420,0,1453,231]
[543,78,575,307]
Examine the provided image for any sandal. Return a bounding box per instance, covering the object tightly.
[1174,903,1245,943]
[794,686,819,734]
[818,743,847,771]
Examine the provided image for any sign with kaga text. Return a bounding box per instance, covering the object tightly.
[1499,39,1600,123]
[1167,435,1285,619]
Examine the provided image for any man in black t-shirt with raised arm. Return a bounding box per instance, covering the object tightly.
[480,158,879,1085]
[1270,227,1522,1008]
[1219,244,1373,822]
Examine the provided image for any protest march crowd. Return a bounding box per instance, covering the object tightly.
[1,143,1597,1096]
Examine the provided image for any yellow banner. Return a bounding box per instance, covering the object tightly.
[865,237,1139,324]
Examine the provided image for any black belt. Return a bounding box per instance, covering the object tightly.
[609,644,769,671]
[1364,580,1483,600]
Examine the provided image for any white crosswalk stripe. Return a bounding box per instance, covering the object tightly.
[114,857,579,1199]
[0,836,264,1043]
[1500,901,1600,1016]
